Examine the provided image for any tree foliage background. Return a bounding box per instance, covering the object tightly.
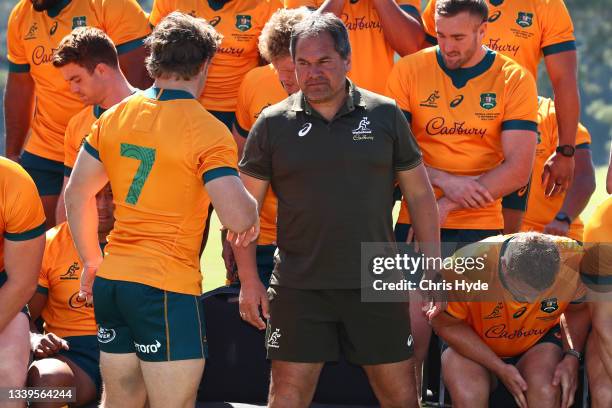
[1,0,611,165]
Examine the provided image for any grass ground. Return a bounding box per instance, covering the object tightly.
[201,165,610,292]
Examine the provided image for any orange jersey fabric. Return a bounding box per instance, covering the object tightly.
[446,234,586,358]
[284,0,421,94]
[85,87,238,295]
[0,157,46,273]
[422,0,575,80]
[584,197,612,243]
[149,0,281,112]
[6,0,150,162]
[386,47,538,229]
[235,65,288,245]
[38,222,97,338]
[520,97,591,241]
[63,105,105,175]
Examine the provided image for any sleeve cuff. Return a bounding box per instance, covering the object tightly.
[542,40,576,56]
[576,143,590,150]
[501,120,538,132]
[235,121,250,138]
[116,36,147,55]
[400,4,420,17]
[36,285,49,295]
[402,110,412,124]
[202,166,239,183]
[64,166,73,177]
[394,156,423,172]
[4,222,46,241]
[83,141,101,161]
[8,61,30,73]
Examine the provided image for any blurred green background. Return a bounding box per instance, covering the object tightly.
[1,0,610,291]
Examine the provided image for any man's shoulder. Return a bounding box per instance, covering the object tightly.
[494,52,533,82]
[8,1,31,28]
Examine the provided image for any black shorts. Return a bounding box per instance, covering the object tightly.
[266,285,413,365]
[441,325,563,365]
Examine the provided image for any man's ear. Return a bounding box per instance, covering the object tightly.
[344,54,352,73]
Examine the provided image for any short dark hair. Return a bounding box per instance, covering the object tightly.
[435,0,489,22]
[506,233,561,292]
[53,27,119,72]
[289,12,351,60]
[145,11,223,80]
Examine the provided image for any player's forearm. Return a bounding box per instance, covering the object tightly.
[0,280,36,332]
[318,0,345,16]
[425,166,453,190]
[558,175,595,220]
[231,241,260,285]
[433,317,506,374]
[562,304,590,353]
[372,0,424,56]
[4,74,35,159]
[65,194,103,266]
[478,161,533,199]
[591,304,612,375]
[549,63,579,148]
[403,188,440,259]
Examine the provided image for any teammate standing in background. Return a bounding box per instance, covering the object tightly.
[284,0,424,94]
[386,0,538,385]
[52,27,136,224]
[225,6,311,286]
[65,13,259,407]
[0,158,46,406]
[518,97,595,240]
[149,0,282,129]
[422,0,580,230]
[5,0,151,227]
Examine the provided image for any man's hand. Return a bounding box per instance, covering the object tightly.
[31,333,69,358]
[437,174,493,209]
[542,154,575,196]
[495,363,528,408]
[77,264,99,307]
[544,219,570,237]
[227,221,260,248]
[552,355,579,408]
[239,279,269,330]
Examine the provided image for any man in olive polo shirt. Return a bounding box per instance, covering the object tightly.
[231,12,440,407]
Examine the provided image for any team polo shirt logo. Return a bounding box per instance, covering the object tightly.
[513,306,527,319]
[484,302,504,319]
[235,15,252,31]
[489,0,504,6]
[352,117,373,141]
[72,16,87,29]
[68,291,87,309]
[420,90,440,108]
[480,93,497,110]
[516,12,534,28]
[25,22,38,40]
[298,122,312,137]
[49,22,58,35]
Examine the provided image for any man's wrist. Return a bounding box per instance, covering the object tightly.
[563,348,583,362]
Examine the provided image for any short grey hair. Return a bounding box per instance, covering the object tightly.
[289,12,351,60]
[506,232,561,292]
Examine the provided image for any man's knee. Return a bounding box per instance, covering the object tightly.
[269,375,315,408]
[27,360,74,389]
[448,382,488,406]
[375,386,418,408]
[526,378,560,406]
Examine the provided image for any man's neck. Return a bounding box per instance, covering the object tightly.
[460,45,488,69]
[99,72,135,109]
[308,89,347,122]
[153,78,200,99]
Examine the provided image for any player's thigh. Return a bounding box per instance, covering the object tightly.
[516,338,563,385]
[269,360,324,398]
[0,312,30,387]
[99,351,147,406]
[140,358,205,408]
[28,357,83,408]
[586,332,612,406]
